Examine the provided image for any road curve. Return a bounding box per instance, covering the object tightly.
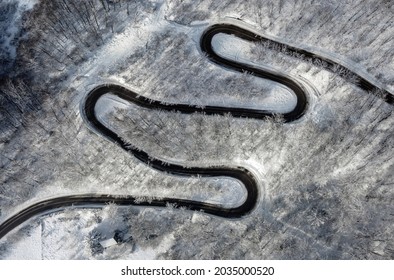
[202,23,393,104]
[2,22,391,240]
[0,23,312,240]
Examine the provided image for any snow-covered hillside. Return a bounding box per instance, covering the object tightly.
[0,0,393,260]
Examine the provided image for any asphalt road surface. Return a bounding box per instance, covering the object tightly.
[1,22,392,240]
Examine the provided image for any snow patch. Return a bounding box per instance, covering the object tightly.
[3,223,42,260]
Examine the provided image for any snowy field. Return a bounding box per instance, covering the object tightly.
[0,0,393,259]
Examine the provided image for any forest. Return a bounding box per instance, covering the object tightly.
[0,0,393,259]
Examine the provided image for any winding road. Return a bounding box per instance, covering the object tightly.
[0,22,393,240]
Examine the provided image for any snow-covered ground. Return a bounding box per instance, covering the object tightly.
[0,0,38,75]
[1,0,393,260]
[3,223,41,260]
[3,209,175,259]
